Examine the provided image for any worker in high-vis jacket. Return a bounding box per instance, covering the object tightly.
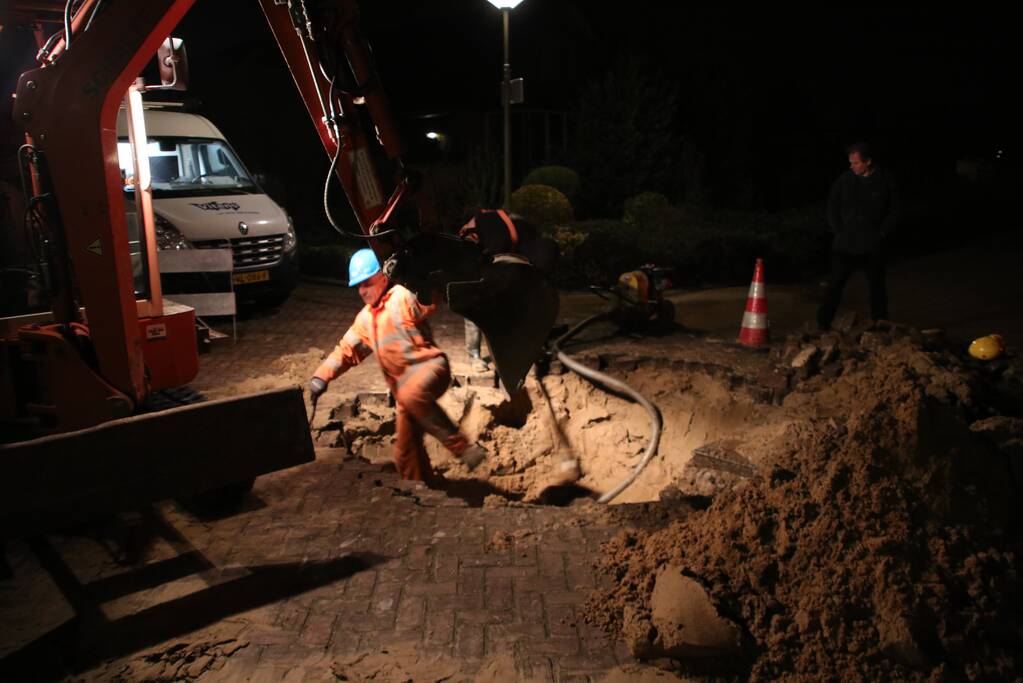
[309,248,485,482]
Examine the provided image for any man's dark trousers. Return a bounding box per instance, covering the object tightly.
[816,248,888,330]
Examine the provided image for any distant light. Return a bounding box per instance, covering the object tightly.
[486,0,525,8]
[426,131,440,140]
[352,96,366,105]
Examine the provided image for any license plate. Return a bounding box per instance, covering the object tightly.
[233,270,270,285]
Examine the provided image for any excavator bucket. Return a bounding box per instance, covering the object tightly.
[447,261,559,393]
[0,387,314,537]
[384,234,559,394]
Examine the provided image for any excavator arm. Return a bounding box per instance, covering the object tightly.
[0,0,555,533]
[255,1,558,389]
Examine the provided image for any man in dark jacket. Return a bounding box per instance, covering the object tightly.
[816,143,900,331]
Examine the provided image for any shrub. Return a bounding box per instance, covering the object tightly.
[509,184,574,228]
[623,191,671,225]
[553,203,830,287]
[548,225,587,258]
[522,166,581,202]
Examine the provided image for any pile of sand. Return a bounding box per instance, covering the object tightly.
[586,329,1023,681]
[201,347,326,400]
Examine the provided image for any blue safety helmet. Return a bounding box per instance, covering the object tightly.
[348,248,381,286]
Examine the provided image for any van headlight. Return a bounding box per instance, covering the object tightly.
[283,217,297,252]
[155,214,191,250]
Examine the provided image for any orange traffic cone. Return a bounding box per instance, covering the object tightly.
[737,258,769,347]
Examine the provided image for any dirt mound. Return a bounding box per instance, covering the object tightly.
[202,347,326,400]
[586,327,1023,681]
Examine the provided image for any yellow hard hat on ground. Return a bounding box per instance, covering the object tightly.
[968,334,1005,361]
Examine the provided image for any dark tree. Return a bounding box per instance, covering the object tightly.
[568,56,680,217]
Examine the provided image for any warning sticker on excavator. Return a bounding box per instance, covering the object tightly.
[350,147,383,210]
[86,238,103,256]
[145,323,167,340]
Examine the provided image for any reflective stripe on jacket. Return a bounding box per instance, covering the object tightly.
[314,285,446,385]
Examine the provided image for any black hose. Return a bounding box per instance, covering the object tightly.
[63,0,74,52]
[552,313,663,504]
[320,78,398,243]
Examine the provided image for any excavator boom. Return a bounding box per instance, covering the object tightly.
[0,0,553,534]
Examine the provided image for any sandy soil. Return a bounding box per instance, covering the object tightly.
[584,324,1023,682]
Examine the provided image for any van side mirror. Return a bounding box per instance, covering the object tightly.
[157,37,190,92]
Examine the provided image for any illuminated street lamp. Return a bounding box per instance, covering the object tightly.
[486,0,525,209]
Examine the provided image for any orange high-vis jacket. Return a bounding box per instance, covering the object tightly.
[314,285,446,386]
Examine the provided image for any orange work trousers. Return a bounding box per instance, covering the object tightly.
[392,357,468,482]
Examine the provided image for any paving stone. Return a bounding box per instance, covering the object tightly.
[485,576,514,611]
[395,594,426,629]
[522,636,582,657]
[454,622,486,658]
[486,623,547,652]
[404,580,458,597]
[458,566,485,594]
[546,603,579,637]
[424,607,456,645]
[298,613,337,649]
[516,591,546,624]
[369,581,402,615]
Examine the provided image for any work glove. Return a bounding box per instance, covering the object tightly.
[309,377,327,400]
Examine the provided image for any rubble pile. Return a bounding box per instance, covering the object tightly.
[586,322,1023,682]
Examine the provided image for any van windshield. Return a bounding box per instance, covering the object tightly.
[117,137,259,198]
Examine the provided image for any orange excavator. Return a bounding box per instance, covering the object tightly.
[0,0,557,535]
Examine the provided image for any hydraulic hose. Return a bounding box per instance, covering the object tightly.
[552,313,663,504]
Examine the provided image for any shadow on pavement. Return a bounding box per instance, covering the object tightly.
[435,477,524,508]
[4,528,384,681]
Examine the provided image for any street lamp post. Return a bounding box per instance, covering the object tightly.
[486,0,524,209]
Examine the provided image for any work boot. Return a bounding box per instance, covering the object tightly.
[550,458,581,486]
[460,444,487,471]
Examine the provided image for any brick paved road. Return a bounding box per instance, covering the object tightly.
[10,284,644,682]
[33,452,632,682]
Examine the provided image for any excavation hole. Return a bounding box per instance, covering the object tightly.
[423,360,791,504]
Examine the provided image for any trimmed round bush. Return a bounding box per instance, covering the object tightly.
[510,184,574,228]
[522,166,581,202]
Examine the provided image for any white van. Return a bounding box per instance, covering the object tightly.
[116,104,298,303]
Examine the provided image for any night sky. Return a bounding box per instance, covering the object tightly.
[171,2,1018,211]
[2,2,1018,221]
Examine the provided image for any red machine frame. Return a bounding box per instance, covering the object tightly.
[3,0,429,435]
